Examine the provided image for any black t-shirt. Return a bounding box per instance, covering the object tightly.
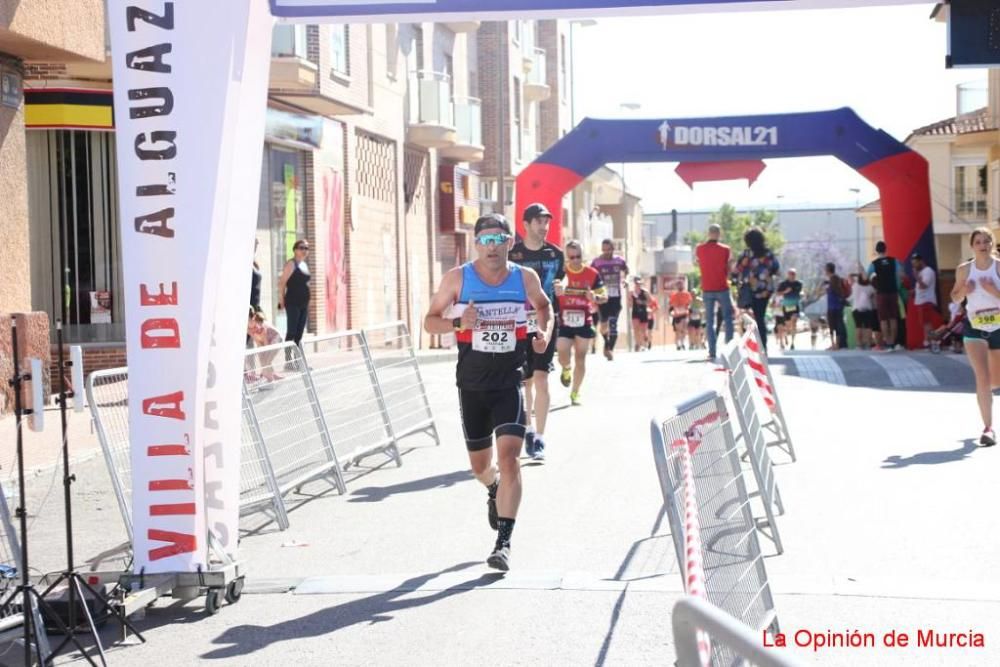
[509,241,565,308]
[777,280,803,302]
[870,256,899,295]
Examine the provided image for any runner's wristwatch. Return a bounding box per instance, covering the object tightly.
[452,317,463,331]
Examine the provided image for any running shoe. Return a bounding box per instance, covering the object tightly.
[980,429,996,447]
[486,479,499,530]
[570,390,581,406]
[487,544,511,571]
[531,436,546,461]
[524,431,536,458]
[560,367,571,387]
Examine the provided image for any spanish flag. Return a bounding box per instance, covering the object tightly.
[25,88,114,131]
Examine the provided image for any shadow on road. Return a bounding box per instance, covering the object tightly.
[199,561,498,660]
[347,469,473,503]
[881,439,979,468]
[595,507,674,667]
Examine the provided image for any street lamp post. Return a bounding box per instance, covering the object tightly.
[849,187,861,269]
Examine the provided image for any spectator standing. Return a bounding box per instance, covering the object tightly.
[868,241,905,351]
[733,227,780,351]
[278,239,312,347]
[250,238,262,313]
[850,273,878,350]
[911,253,939,348]
[825,262,850,350]
[695,223,734,360]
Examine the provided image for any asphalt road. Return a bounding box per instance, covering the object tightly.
[7,342,1000,666]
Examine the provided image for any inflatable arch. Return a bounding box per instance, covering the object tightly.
[515,108,935,269]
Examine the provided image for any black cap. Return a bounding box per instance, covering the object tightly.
[522,202,552,221]
[473,213,512,235]
[911,252,923,261]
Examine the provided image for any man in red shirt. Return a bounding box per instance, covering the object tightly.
[556,240,607,405]
[695,224,734,360]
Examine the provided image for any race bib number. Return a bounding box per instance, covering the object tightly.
[526,310,538,334]
[473,320,516,353]
[972,308,1000,332]
[782,304,798,314]
[607,284,620,298]
[563,310,586,328]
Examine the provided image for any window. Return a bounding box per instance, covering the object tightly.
[272,24,307,58]
[511,20,522,45]
[386,24,398,80]
[954,163,987,219]
[513,78,523,162]
[415,26,424,72]
[330,24,349,76]
[559,34,567,101]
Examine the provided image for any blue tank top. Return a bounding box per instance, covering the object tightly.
[451,262,529,390]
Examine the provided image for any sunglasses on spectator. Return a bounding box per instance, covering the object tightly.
[475,233,511,247]
[567,254,582,260]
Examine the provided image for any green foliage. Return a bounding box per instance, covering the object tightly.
[683,203,785,253]
[682,204,786,295]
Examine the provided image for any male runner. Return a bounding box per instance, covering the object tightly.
[424,214,551,571]
[557,241,607,405]
[591,239,629,360]
[776,268,803,350]
[508,202,565,461]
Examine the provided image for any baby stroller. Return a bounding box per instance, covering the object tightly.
[929,310,965,353]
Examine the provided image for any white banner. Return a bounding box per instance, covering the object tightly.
[109,0,272,573]
[203,1,273,558]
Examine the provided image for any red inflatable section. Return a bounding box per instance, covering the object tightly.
[513,162,585,246]
[859,151,934,350]
[857,151,931,261]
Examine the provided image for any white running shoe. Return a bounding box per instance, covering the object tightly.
[487,545,510,571]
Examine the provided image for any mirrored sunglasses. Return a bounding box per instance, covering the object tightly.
[475,233,511,247]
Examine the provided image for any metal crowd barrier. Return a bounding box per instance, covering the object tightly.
[651,390,779,666]
[242,341,347,499]
[305,330,401,468]
[86,365,293,537]
[673,597,803,667]
[361,321,440,446]
[720,338,785,555]
[88,321,441,537]
[739,319,797,462]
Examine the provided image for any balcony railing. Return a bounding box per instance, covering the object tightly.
[408,70,454,127]
[272,24,308,59]
[955,187,988,219]
[527,48,547,87]
[957,80,987,117]
[453,97,482,147]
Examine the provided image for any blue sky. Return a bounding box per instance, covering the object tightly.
[571,3,988,213]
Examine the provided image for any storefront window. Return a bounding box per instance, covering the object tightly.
[257,143,307,330]
[27,130,123,343]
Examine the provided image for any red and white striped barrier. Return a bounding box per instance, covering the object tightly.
[740,334,777,412]
[672,415,723,667]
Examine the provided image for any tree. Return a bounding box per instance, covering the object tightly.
[684,203,786,292]
[684,203,784,252]
[781,232,852,304]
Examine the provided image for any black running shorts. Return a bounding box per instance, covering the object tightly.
[598,297,623,321]
[558,325,596,340]
[523,331,557,376]
[458,387,527,451]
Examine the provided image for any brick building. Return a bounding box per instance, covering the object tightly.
[3,13,614,380]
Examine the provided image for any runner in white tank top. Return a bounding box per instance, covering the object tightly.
[951,227,1000,446]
